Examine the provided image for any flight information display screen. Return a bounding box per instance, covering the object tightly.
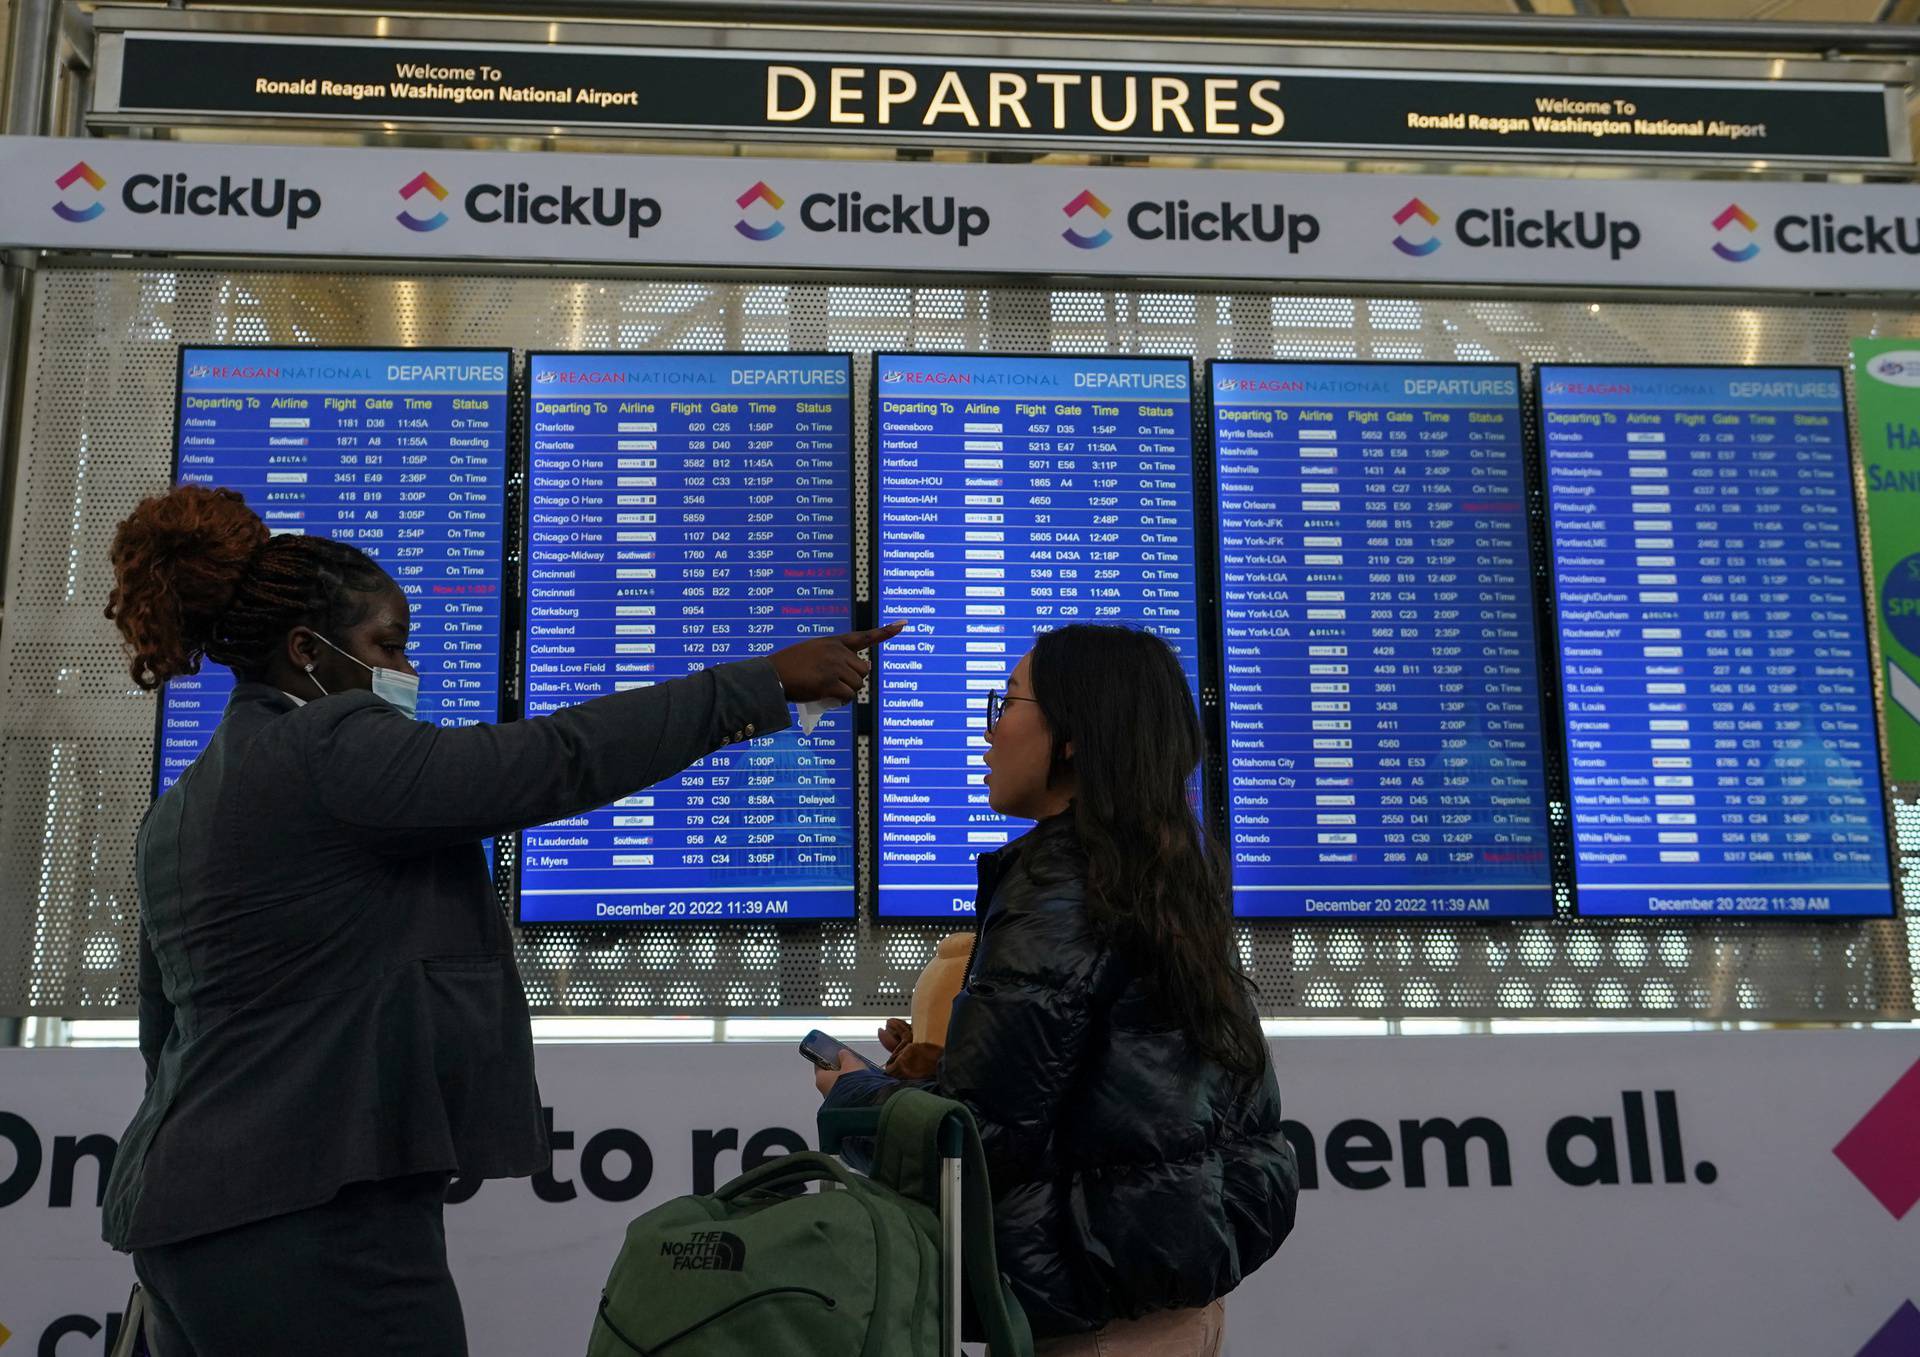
[159,347,511,791]
[1211,362,1554,919]
[520,353,855,923]
[1539,364,1894,918]
[873,353,1202,918]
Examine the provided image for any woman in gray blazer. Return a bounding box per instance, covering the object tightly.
[100,483,896,1356]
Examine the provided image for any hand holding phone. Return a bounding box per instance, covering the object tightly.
[799,1029,882,1074]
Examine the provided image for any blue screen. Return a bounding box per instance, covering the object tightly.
[1211,362,1554,919]
[160,348,511,791]
[1539,365,1893,918]
[873,354,1202,918]
[520,353,855,923]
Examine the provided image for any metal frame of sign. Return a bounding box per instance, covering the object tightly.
[515,349,860,928]
[1532,361,1901,922]
[867,349,1206,919]
[86,18,1909,168]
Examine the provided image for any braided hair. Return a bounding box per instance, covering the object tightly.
[105,485,390,690]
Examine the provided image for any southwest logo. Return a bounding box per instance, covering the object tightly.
[53,161,107,223]
[1711,203,1759,262]
[1062,189,1113,249]
[735,181,785,241]
[397,172,449,232]
[1392,197,1441,256]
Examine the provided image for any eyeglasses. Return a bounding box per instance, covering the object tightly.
[984,689,1038,733]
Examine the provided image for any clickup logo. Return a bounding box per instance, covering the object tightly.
[735,182,785,241]
[53,162,107,223]
[1062,190,1113,249]
[1392,197,1441,256]
[1711,203,1760,262]
[397,172,450,232]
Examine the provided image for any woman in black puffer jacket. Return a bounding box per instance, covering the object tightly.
[818,624,1298,1354]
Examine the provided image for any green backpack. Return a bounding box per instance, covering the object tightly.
[587,1089,1035,1357]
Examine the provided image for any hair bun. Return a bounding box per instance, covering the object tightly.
[105,485,269,690]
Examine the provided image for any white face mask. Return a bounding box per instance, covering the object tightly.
[307,633,422,720]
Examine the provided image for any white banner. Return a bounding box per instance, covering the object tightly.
[2,1033,1918,1355]
[4,136,1920,293]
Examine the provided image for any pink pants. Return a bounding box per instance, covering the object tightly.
[1034,1301,1227,1357]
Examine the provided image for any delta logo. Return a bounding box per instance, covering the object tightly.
[1711,203,1760,262]
[735,181,785,241]
[1062,190,1113,250]
[1392,197,1442,256]
[397,171,450,232]
[52,162,107,223]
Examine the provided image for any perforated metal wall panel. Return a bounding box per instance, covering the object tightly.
[1,265,1913,1019]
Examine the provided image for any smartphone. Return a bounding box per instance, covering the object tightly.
[799,1029,883,1073]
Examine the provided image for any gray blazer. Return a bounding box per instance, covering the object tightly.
[104,659,789,1251]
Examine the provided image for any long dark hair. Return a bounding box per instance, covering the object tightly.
[1029,624,1266,1082]
[105,484,391,689]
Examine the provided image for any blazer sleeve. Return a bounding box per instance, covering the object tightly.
[306,657,791,851]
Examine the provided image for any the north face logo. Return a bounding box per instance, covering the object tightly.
[661,1230,747,1271]
[1833,1056,1920,1220]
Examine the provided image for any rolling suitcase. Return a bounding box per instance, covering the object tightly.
[818,1094,1028,1357]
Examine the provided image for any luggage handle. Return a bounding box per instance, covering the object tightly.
[820,1106,965,1159]
[816,1107,882,1154]
[709,1149,862,1203]
[852,1092,1035,1357]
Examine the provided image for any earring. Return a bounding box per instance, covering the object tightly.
[304,663,314,673]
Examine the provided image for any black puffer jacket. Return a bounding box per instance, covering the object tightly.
[827,811,1298,1336]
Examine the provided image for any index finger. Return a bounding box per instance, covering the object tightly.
[842,622,907,650]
